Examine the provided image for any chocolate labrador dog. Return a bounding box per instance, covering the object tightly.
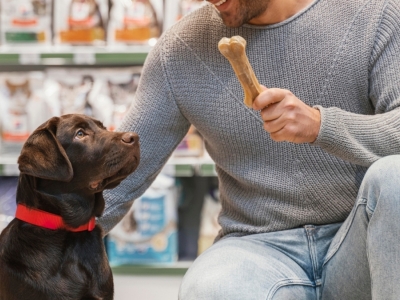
[0,114,140,300]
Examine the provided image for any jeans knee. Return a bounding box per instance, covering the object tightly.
[359,155,400,210]
[178,268,226,299]
[363,155,400,186]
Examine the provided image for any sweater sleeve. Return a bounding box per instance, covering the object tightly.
[98,33,191,235]
[313,0,400,167]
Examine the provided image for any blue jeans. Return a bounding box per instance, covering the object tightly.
[178,155,400,299]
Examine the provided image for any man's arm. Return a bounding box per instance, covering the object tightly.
[312,0,400,166]
[254,0,400,167]
[99,33,191,235]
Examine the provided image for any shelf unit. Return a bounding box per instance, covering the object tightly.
[111,261,192,276]
[0,149,216,177]
[0,45,151,67]
[0,45,217,177]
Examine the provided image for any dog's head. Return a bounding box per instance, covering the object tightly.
[16,114,140,226]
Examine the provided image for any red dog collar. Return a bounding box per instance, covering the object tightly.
[15,203,95,232]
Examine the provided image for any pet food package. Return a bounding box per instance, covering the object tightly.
[0,72,53,144]
[108,0,162,45]
[54,0,108,45]
[173,125,204,157]
[45,68,113,125]
[178,0,206,20]
[107,174,178,265]
[0,177,18,234]
[95,67,141,131]
[0,0,53,45]
[197,192,221,255]
[164,0,205,30]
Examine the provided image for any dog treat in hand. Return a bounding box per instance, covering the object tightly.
[218,36,263,108]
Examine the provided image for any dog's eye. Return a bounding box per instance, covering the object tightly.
[75,130,86,139]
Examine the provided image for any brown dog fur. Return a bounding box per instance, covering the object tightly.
[0,114,140,300]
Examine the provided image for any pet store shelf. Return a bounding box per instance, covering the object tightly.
[0,151,217,177]
[111,261,192,276]
[0,45,152,66]
[165,154,217,177]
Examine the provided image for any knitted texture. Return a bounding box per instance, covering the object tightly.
[100,0,400,240]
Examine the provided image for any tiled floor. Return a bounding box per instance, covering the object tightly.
[114,275,184,300]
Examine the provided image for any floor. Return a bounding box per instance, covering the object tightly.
[114,275,184,300]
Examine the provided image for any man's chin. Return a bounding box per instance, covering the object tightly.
[220,13,245,28]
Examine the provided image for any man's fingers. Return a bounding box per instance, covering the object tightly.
[253,88,289,111]
[260,104,280,122]
[263,118,281,134]
[262,113,290,135]
[252,87,321,144]
[266,123,298,143]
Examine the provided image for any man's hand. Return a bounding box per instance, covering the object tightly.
[252,86,321,143]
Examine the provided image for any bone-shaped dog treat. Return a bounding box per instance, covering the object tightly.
[218,36,263,108]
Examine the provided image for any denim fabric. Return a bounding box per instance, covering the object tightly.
[178,155,400,300]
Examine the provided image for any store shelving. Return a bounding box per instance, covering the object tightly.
[0,43,217,177]
[0,45,151,66]
[0,149,216,177]
[112,261,192,276]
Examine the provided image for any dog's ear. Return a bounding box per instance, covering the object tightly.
[18,117,73,182]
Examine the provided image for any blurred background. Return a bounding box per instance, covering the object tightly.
[0,0,221,299]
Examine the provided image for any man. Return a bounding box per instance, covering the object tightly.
[100,0,400,298]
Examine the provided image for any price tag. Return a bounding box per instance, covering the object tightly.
[73,52,96,64]
[19,52,41,65]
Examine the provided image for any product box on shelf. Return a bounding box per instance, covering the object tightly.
[177,0,206,20]
[0,177,18,234]
[0,0,53,45]
[107,174,178,265]
[0,72,54,145]
[45,67,141,130]
[96,67,142,130]
[197,192,221,255]
[173,126,204,157]
[54,0,108,45]
[45,68,110,123]
[164,0,205,31]
[108,0,163,46]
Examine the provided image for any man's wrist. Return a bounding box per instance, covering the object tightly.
[310,106,321,143]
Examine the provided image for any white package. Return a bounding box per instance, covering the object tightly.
[0,0,52,45]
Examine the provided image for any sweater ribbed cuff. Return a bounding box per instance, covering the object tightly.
[311,105,339,151]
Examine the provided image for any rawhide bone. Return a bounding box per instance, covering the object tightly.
[218,36,263,108]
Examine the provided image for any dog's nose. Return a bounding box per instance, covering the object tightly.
[121,132,138,145]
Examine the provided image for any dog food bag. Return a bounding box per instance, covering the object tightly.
[95,67,141,131]
[173,125,204,157]
[45,68,114,125]
[108,0,162,46]
[197,192,221,255]
[0,177,18,234]
[178,0,206,20]
[0,0,53,45]
[107,174,178,265]
[164,0,205,30]
[0,72,52,144]
[54,0,108,45]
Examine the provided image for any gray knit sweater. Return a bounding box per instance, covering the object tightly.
[100,0,400,240]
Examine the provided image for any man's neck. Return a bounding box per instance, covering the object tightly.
[249,0,315,25]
